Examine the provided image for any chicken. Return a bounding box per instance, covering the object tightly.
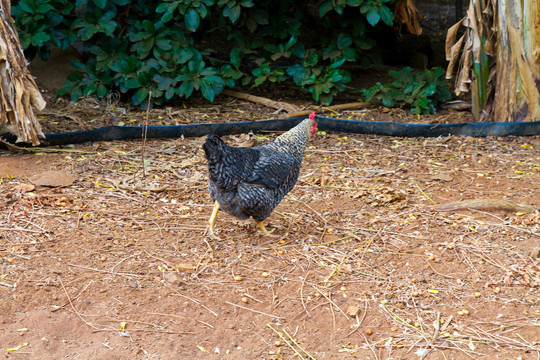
[202,112,318,238]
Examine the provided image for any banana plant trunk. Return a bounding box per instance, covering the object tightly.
[492,0,540,122]
[446,0,540,122]
[0,0,46,144]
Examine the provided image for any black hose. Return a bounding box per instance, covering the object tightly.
[1,116,539,146]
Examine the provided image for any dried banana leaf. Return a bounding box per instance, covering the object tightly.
[394,0,422,35]
[446,34,466,80]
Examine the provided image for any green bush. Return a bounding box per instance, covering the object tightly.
[363,67,451,114]
[13,0,396,108]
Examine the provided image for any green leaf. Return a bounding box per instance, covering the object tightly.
[239,0,254,7]
[70,86,83,102]
[99,13,117,36]
[185,8,200,32]
[433,67,444,79]
[31,32,50,46]
[414,97,429,109]
[123,77,140,91]
[36,4,55,13]
[83,83,97,96]
[381,93,395,107]
[319,1,334,17]
[164,86,175,99]
[342,48,356,61]
[200,67,217,76]
[198,4,209,18]
[157,77,174,90]
[78,26,98,41]
[97,84,108,97]
[245,17,257,32]
[224,4,241,23]
[379,5,394,26]
[175,48,193,64]
[366,8,380,26]
[319,93,333,106]
[92,0,107,9]
[329,58,346,69]
[205,74,224,84]
[18,0,34,13]
[287,65,310,85]
[310,84,323,101]
[336,34,352,49]
[291,42,305,58]
[132,88,148,105]
[230,48,241,68]
[253,76,266,87]
[178,80,194,98]
[239,76,250,86]
[200,81,216,101]
[250,8,268,25]
[155,38,172,51]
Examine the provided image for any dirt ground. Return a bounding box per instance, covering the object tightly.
[0,95,539,359]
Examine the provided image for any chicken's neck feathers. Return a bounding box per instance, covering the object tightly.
[265,118,314,156]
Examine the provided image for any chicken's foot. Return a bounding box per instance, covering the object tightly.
[204,201,222,240]
[256,221,278,236]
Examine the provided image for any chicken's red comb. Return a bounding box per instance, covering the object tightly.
[309,112,316,120]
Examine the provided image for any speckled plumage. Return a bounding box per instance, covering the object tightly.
[203,117,316,223]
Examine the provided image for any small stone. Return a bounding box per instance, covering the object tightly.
[530,247,540,259]
[30,171,76,187]
[163,272,181,286]
[175,263,196,272]
[347,305,360,317]
[431,173,453,182]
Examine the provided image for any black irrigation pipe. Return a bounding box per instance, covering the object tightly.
[1,116,539,146]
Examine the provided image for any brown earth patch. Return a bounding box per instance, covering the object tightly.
[1,97,539,359]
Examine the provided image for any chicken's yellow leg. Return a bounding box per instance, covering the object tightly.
[205,201,221,239]
[256,221,276,236]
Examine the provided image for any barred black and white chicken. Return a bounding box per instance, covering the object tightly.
[202,112,317,238]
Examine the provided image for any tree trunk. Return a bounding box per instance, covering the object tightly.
[0,0,46,145]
